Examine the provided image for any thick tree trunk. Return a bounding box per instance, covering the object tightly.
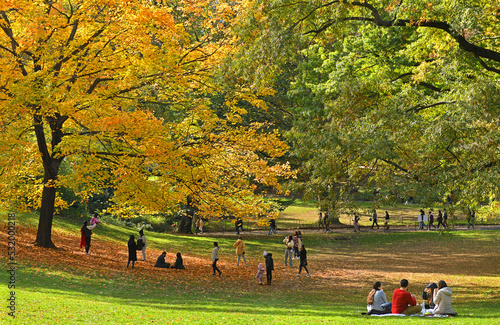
[34,185,57,248]
[33,113,66,248]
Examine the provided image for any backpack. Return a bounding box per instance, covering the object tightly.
[136,238,144,250]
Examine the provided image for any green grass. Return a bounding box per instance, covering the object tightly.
[1,210,499,324]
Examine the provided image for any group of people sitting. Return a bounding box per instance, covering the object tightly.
[154,251,185,269]
[366,279,456,316]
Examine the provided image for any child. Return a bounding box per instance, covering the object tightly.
[255,262,265,285]
[90,213,100,225]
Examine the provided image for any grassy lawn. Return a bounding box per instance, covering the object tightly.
[1,210,499,324]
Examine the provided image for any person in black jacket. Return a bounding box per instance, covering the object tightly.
[171,252,185,269]
[154,251,170,268]
[264,251,274,285]
[296,245,310,276]
[127,235,137,269]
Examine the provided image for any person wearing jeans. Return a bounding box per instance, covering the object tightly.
[283,235,293,266]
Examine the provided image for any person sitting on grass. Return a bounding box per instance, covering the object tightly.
[154,251,170,268]
[392,279,422,315]
[366,281,391,314]
[171,252,185,269]
[433,280,456,315]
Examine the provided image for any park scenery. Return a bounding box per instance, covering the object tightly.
[1,1,500,324]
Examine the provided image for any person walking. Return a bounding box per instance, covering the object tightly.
[127,235,137,269]
[371,210,379,229]
[80,220,97,254]
[138,229,147,261]
[418,209,428,230]
[353,213,360,232]
[428,211,437,230]
[443,209,449,228]
[233,236,248,266]
[296,244,310,276]
[436,210,445,229]
[283,235,294,266]
[211,242,222,276]
[268,218,277,235]
[235,218,243,235]
[384,211,390,230]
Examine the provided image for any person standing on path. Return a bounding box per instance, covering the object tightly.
[371,210,379,229]
[127,235,137,269]
[443,209,449,228]
[211,242,222,276]
[80,220,97,254]
[233,236,248,266]
[296,244,310,276]
[138,229,147,261]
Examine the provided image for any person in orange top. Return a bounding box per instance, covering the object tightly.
[392,279,422,315]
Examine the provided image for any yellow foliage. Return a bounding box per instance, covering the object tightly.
[0,0,292,222]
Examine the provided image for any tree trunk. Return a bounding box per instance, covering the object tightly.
[34,185,57,248]
[33,113,66,248]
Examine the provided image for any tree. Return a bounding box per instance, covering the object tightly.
[0,0,292,248]
[234,0,500,217]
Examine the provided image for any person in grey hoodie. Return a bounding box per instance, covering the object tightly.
[433,280,455,315]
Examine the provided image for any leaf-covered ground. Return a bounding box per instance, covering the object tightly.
[5,223,499,303]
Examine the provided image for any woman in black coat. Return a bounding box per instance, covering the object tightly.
[127,235,137,269]
[297,245,310,276]
[171,252,185,269]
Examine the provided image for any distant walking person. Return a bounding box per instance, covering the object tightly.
[384,211,390,230]
[211,242,222,276]
[233,236,248,266]
[428,211,436,230]
[138,229,147,261]
[436,210,445,229]
[268,218,277,235]
[127,235,137,269]
[296,245,310,277]
[318,212,324,231]
[80,220,97,254]
[353,213,360,232]
[371,210,379,229]
[443,209,449,228]
[235,218,243,235]
[418,209,428,230]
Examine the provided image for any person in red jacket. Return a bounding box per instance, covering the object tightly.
[392,279,422,315]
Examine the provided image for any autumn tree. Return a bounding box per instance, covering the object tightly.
[233,0,500,218]
[0,0,292,247]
